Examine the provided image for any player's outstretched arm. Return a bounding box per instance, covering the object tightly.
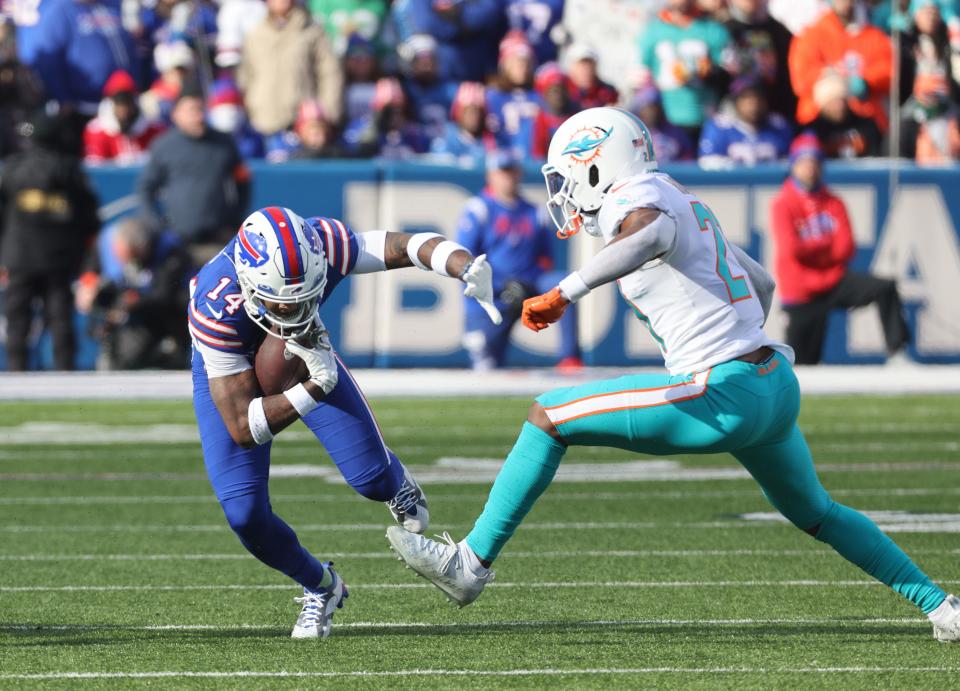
[353,231,502,324]
[522,209,676,332]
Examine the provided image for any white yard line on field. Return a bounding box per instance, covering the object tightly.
[2,459,957,484]
[1,667,957,680]
[4,548,914,562]
[2,485,960,506]
[0,521,801,533]
[5,514,960,533]
[2,580,958,593]
[0,616,928,633]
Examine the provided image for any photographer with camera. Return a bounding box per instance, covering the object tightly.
[457,149,581,370]
[76,216,193,369]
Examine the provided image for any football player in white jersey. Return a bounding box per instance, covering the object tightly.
[387,107,960,640]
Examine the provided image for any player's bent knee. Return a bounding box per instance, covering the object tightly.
[527,402,561,441]
[221,493,271,538]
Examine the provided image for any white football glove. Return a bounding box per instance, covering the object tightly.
[283,320,338,394]
[462,254,502,325]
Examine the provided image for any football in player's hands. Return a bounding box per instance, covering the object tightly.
[255,334,308,395]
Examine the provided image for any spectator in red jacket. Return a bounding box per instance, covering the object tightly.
[770,133,910,364]
[83,70,165,166]
[531,62,577,159]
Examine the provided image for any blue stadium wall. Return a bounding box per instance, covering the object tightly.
[5,161,960,369]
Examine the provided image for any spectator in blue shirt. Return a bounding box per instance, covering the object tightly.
[628,86,696,163]
[343,34,380,126]
[22,0,136,114]
[343,77,428,158]
[506,0,564,64]
[457,149,582,370]
[428,81,495,166]
[391,0,507,82]
[698,74,793,168]
[399,33,458,140]
[486,29,544,158]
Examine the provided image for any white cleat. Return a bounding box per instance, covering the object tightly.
[291,563,348,639]
[386,465,429,534]
[386,526,494,607]
[929,593,960,642]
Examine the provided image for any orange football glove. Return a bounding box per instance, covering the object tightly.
[522,288,570,332]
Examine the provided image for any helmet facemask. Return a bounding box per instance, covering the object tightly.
[239,280,325,341]
[543,164,602,239]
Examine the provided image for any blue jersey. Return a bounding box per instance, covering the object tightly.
[456,190,552,291]
[404,78,459,141]
[21,0,135,109]
[698,113,793,166]
[486,87,543,158]
[429,122,492,167]
[188,216,359,357]
[505,0,564,64]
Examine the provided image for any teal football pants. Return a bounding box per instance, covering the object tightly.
[466,353,946,613]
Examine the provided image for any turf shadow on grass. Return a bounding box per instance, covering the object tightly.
[0,621,926,646]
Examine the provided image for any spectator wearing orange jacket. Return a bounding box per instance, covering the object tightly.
[770,134,909,364]
[788,0,892,130]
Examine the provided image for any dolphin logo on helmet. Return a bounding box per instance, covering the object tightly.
[561,127,613,162]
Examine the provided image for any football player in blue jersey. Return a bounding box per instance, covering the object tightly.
[189,206,501,639]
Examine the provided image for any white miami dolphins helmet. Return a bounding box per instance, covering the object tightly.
[233,206,328,340]
[543,106,658,238]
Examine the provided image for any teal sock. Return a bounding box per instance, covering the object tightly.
[815,502,947,614]
[466,422,566,562]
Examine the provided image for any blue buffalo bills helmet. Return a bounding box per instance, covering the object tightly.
[234,206,327,340]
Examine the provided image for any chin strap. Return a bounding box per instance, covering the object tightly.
[557,212,583,239]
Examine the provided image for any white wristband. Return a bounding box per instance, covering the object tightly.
[406,232,443,270]
[247,397,274,445]
[430,240,467,277]
[284,382,320,417]
[558,272,591,303]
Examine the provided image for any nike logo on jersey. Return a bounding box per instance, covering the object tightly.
[609,181,630,194]
[205,303,224,320]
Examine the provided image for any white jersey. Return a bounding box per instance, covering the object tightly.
[597,172,789,375]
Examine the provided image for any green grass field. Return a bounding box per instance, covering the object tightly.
[1,394,959,689]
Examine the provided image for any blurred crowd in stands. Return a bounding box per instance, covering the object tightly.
[0,0,950,370]
[0,0,958,169]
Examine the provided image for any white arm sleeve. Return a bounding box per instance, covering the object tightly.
[729,243,775,321]
[559,211,678,302]
[353,230,388,274]
[195,341,253,378]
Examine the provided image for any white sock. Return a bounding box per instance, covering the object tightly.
[459,540,487,576]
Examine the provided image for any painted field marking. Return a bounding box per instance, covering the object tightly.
[738,510,960,533]
[2,485,960,506]
[1,547,957,563]
[2,459,958,483]
[1,667,957,681]
[0,616,928,633]
[4,512,960,534]
[0,521,806,533]
[2,580,958,593]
